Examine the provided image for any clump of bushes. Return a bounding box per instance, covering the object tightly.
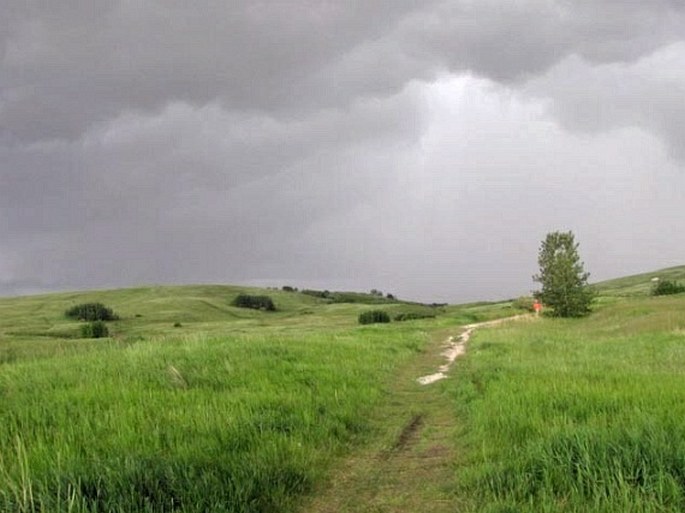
[394,312,436,322]
[81,321,109,339]
[302,289,397,305]
[358,310,391,325]
[232,294,276,311]
[65,302,119,321]
[652,279,685,296]
[511,296,536,312]
[301,289,332,299]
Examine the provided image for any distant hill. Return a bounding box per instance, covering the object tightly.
[0,283,449,352]
[593,265,685,297]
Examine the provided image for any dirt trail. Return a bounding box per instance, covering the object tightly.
[417,314,530,385]
[300,314,531,513]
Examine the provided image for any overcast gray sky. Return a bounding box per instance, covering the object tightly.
[1,1,684,302]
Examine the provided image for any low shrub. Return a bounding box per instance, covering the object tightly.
[66,303,119,321]
[394,312,436,322]
[511,296,536,312]
[232,294,276,311]
[81,321,109,339]
[358,310,391,325]
[173,322,183,328]
[651,279,685,296]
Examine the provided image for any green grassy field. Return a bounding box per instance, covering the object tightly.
[0,285,446,364]
[0,284,517,512]
[2,275,685,512]
[451,293,685,512]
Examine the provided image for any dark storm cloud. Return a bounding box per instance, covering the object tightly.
[0,83,426,295]
[3,1,683,142]
[419,0,685,79]
[1,1,685,300]
[0,0,431,141]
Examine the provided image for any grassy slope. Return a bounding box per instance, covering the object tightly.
[0,284,519,512]
[0,285,444,363]
[592,264,685,297]
[5,266,685,512]
[301,266,685,512]
[451,293,685,512]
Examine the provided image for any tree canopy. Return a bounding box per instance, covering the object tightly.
[533,231,594,317]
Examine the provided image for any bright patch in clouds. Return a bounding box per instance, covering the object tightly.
[1,2,684,300]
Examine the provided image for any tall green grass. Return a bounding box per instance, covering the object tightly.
[452,296,685,512]
[0,327,425,512]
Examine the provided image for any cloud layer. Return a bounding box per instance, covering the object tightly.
[2,1,684,301]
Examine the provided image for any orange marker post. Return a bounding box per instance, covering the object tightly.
[533,300,542,316]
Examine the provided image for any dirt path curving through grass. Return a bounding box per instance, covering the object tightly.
[417,314,531,385]
[299,314,532,513]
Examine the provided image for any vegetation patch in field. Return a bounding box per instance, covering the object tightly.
[651,279,685,296]
[358,310,391,325]
[65,302,119,321]
[301,289,398,305]
[0,316,428,512]
[80,320,109,338]
[510,296,536,312]
[232,294,277,311]
[394,312,436,322]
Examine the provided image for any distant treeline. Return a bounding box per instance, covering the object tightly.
[280,285,449,308]
[281,286,397,305]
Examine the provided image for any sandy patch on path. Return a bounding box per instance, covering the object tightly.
[417,315,530,385]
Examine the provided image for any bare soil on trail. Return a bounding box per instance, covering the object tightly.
[417,314,531,385]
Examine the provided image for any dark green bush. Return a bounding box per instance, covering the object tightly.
[394,312,436,322]
[65,303,119,321]
[232,294,276,311]
[81,321,109,339]
[652,279,685,296]
[358,310,391,325]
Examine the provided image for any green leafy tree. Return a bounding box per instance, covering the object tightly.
[533,231,594,317]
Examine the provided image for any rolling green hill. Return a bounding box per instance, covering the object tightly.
[592,264,685,297]
[0,283,495,364]
[3,267,684,512]
[0,282,515,512]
